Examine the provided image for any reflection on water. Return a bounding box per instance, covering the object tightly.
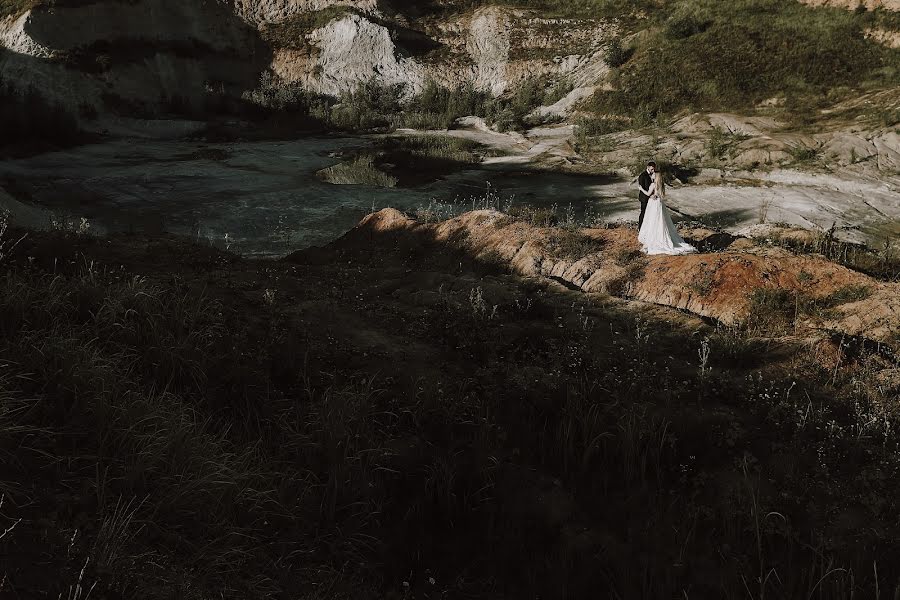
[0,136,633,257]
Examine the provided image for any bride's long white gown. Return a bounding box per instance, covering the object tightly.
[638,194,697,255]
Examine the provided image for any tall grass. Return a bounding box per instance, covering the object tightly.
[399,77,558,132]
[1,218,899,598]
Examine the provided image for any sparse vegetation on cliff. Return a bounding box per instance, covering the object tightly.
[260,6,357,49]
[242,73,567,134]
[592,0,900,124]
[0,0,37,18]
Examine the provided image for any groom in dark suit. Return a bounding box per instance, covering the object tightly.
[637,161,656,229]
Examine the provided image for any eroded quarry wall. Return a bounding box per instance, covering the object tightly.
[0,0,611,120]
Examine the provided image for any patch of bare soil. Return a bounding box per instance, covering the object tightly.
[343,208,900,349]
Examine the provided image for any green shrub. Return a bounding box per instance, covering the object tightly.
[787,143,822,164]
[402,77,554,133]
[576,115,628,137]
[242,71,331,115]
[329,81,403,131]
[401,80,492,129]
[544,77,574,104]
[744,287,796,333]
[505,204,558,227]
[705,125,752,161]
[604,37,633,68]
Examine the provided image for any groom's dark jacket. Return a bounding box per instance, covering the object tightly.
[637,169,653,226]
[638,170,653,203]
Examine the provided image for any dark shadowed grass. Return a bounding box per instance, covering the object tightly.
[1,224,899,598]
[0,77,86,155]
[744,282,877,335]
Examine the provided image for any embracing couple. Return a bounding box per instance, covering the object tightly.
[637,161,696,256]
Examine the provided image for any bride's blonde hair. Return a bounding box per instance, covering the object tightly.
[654,171,665,198]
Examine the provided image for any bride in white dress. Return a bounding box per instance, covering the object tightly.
[638,172,697,255]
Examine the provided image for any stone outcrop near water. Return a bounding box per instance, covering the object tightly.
[328,208,900,349]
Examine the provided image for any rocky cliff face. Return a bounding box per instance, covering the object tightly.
[271,6,611,97]
[273,11,427,97]
[0,0,611,120]
[1,0,897,135]
[0,0,269,119]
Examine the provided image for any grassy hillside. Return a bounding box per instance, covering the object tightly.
[419,0,900,126]
[0,218,898,599]
[592,0,900,124]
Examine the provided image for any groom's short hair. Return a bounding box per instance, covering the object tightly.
[647,161,657,168]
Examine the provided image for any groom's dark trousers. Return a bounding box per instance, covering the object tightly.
[637,170,652,228]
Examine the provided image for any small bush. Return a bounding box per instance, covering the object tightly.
[544,77,574,105]
[576,115,628,137]
[242,71,332,117]
[401,80,492,130]
[347,77,558,134]
[381,135,482,163]
[705,126,752,162]
[329,81,403,131]
[819,284,872,308]
[744,287,796,333]
[786,143,822,165]
[614,248,644,266]
[665,7,713,39]
[604,38,633,68]
[706,329,771,368]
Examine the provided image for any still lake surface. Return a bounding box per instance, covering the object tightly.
[0,135,635,257]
